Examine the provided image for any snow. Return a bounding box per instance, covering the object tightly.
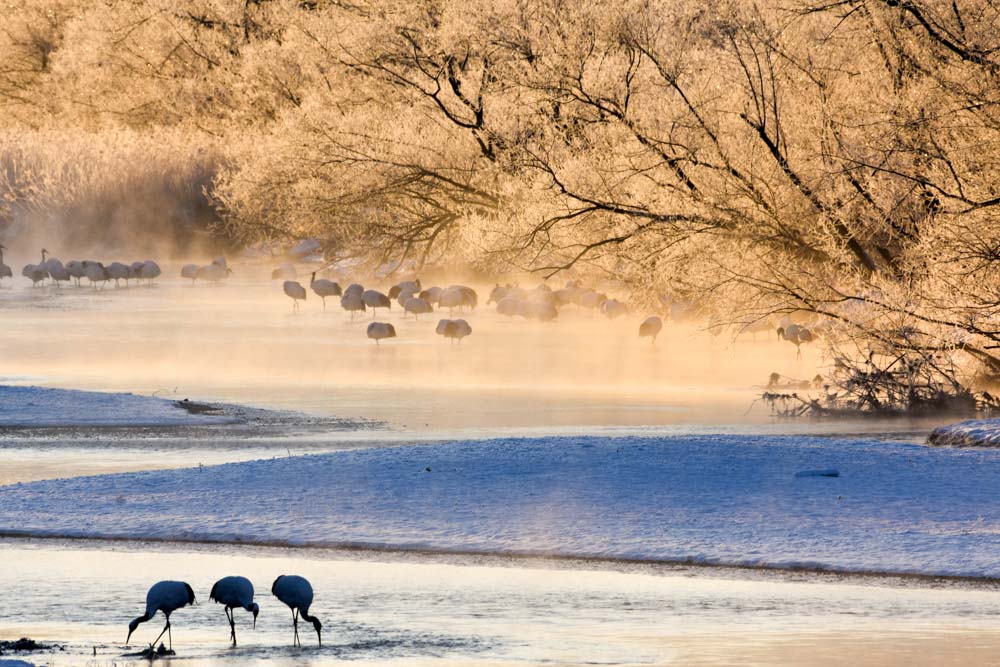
[927,418,1000,447]
[0,385,234,427]
[2,435,1000,578]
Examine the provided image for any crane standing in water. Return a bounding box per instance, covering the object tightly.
[126,580,196,652]
[271,574,322,646]
[209,575,259,646]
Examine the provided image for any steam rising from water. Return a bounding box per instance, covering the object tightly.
[0,262,823,430]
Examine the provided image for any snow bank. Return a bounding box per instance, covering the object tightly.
[0,385,234,427]
[1,436,1000,577]
[927,418,1000,447]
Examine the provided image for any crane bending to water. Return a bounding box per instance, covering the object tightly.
[126,580,196,652]
[272,575,322,646]
[210,575,259,646]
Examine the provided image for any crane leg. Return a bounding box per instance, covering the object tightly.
[228,607,237,645]
[151,618,171,650]
[292,608,300,646]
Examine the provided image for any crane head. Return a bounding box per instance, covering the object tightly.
[312,617,322,645]
[126,616,142,644]
[251,603,260,629]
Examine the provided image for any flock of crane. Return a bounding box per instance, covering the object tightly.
[0,246,813,353]
[276,274,668,346]
[0,246,162,288]
[128,575,321,654]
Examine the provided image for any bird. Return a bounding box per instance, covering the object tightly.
[576,290,607,310]
[129,261,146,281]
[209,576,259,646]
[520,300,558,321]
[436,318,472,344]
[309,272,342,309]
[638,315,663,344]
[340,291,366,320]
[65,260,85,286]
[272,262,297,280]
[437,287,465,314]
[140,260,162,285]
[418,286,442,305]
[126,580,196,653]
[362,289,391,316]
[0,245,11,282]
[22,248,48,286]
[602,299,627,319]
[389,279,421,300]
[487,284,510,305]
[367,321,397,345]
[196,263,231,283]
[343,283,364,298]
[404,296,433,319]
[283,280,307,311]
[82,261,109,288]
[271,575,322,647]
[450,285,478,310]
[777,323,814,359]
[181,264,199,283]
[106,262,131,287]
[46,262,71,287]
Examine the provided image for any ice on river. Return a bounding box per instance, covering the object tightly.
[1,435,999,578]
[0,385,233,427]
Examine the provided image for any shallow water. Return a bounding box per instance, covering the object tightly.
[1,539,999,666]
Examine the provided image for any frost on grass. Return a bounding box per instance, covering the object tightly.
[1,436,1000,578]
[928,419,1000,448]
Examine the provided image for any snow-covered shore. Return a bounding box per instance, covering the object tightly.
[2,435,999,578]
[0,385,235,427]
[927,418,1000,447]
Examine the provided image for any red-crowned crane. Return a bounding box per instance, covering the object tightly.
[126,580,196,653]
[404,296,433,320]
[638,316,663,344]
[436,318,472,344]
[283,280,307,311]
[367,321,397,345]
[362,289,391,317]
[272,575,322,646]
[310,272,342,309]
[340,291,366,320]
[210,575,259,646]
[777,323,814,360]
[140,260,161,285]
[181,264,199,283]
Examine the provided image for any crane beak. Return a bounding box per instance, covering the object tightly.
[317,629,321,646]
[126,629,133,645]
